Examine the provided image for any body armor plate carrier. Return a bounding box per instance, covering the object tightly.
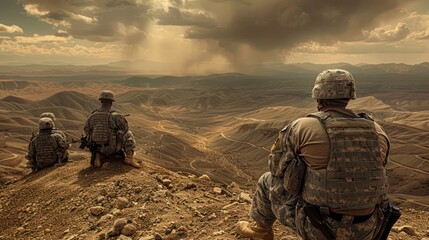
[301,112,388,209]
[35,133,58,168]
[90,111,113,145]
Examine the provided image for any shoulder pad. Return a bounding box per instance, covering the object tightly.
[357,112,374,121]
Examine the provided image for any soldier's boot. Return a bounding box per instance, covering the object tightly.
[93,152,102,168]
[124,150,140,168]
[236,221,274,240]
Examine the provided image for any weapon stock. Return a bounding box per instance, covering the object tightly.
[69,135,98,166]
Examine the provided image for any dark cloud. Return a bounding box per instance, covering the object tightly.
[105,0,137,8]
[43,10,71,21]
[183,0,406,51]
[156,7,216,28]
[21,0,152,43]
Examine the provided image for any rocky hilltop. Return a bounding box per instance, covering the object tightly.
[0,155,428,240]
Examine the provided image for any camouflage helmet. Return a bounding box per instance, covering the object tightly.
[40,112,56,121]
[39,117,54,130]
[311,69,356,99]
[98,90,115,102]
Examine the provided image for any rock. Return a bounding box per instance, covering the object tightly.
[139,237,154,240]
[98,232,106,240]
[185,183,196,189]
[121,224,137,236]
[63,229,70,235]
[117,235,132,240]
[239,192,252,203]
[90,206,105,216]
[66,235,78,240]
[113,218,128,232]
[16,227,25,233]
[162,178,172,186]
[228,182,240,189]
[96,196,105,203]
[208,213,217,220]
[155,233,163,240]
[213,230,225,236]
[116,197,129,209]
[198,174,211,181]
[398,225,418,236]
[97,214,113,224]
[222,202,239,210]
[165,222,177,234]
[107,228,120,237]
[111,208,121,216]
[108,192,117,198]
[44,228,51,233]
[213,187,223,195]
[134,187,143,193]
[176,226,187,237]
[99,189,108,196]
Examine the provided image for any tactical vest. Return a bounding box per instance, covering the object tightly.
[35,133,58,168]
[301,112,388,209]
[89,110,116,146]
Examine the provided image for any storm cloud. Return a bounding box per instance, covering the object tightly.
[21,0,152,43]
[182,0,406,50]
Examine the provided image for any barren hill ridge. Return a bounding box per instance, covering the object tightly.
[0,156,428,240]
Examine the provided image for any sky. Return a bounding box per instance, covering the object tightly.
[0,0,428,75]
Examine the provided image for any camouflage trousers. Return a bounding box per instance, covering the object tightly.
[296,199,382,240]
[249,172,298,229]
[250,172,383,240]
[99,130,136,156]
[123,130,136,152]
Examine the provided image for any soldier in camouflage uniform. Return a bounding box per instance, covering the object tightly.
[236,69,391,240]
[39,112,67,140]
[26,117,69,172]
[84,90,139,168]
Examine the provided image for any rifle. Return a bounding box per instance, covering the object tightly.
[303,205,336,240]
[70,135,99,166]
[374,202,401,240]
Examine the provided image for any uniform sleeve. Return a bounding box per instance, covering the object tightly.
[27,138,37,161]
[54,133,66,148]
[112,113,129,132]
[374,122,390,165]
[269,122,297,177]
[84,115,92,136]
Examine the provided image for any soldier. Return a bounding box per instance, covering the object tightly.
[26,117,69,172]
[39,112,67,140]
[236,69,396,239]
[84,90,140,168]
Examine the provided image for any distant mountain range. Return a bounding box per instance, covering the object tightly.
[0,61,429,77]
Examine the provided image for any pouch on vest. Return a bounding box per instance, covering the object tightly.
[283,155,307,196]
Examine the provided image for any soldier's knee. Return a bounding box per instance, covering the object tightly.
[257,172,272,188]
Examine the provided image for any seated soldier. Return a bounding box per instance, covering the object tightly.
[26,117,69,172]
[83,90,139,168]
[39,112,67,140]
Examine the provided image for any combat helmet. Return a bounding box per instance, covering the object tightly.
[98,90,115,102]
[40,112,56,121]
[39,117,54,130]
[311,69,356,99]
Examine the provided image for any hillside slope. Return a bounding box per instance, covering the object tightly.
[0,154,428,240]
